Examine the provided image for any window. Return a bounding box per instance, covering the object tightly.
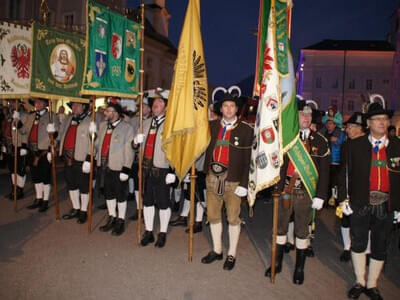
[332,79,338,89]
[348,79,355,89]
[347,100,354,112]
[64,14,74,29]
[383,79,390,85]
[366,79,373,90]
[316,77,322,88]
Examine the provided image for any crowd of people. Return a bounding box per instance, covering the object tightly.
[1,90,399,300]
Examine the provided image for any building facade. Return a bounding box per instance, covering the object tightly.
[297,40,395,116]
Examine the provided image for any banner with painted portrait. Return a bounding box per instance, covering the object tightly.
[0,22,31,98]
[81,0,141,98]
[30,22,86,101]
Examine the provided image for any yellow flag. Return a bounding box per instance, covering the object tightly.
[162,0,210,181]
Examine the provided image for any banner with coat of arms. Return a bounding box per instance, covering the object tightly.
[30,22,86,101]
[81,0,141,98]
[0,22,31,98]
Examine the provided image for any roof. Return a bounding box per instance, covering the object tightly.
[303,39,395,51]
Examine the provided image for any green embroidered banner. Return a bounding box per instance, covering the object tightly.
[30,22,86,101]
[81,0,141,98]
[275,0,288,76]
[288,140,318,198]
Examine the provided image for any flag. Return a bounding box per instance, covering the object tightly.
[162,0,210,181]
[248,0,317,206]
[81,0,141,98]
[30,22,86,101]
[0,22,31,98]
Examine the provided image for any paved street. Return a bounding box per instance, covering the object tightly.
[0,166,399,300]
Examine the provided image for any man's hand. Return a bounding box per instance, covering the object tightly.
[47,152,52,163]
[311,197,324,210]
[89,121,97,135]
[234,186,248,197]
[82,161,91,173]
[20,148,28,156]
[134,133,145,145]
[12,111,20,120]
[47,123,56,133]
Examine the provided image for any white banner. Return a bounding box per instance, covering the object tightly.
[0,22,31,98]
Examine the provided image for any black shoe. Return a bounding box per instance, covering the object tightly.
[293,249,306,285]
[172,201,180,212]
[265,244,284,277]
[284,242,295,253]
[154,232,167,248]
[169,216,188,227]
[129,209,142,221]
[340,250,351,262]
[305,245,314,257]
[38,201,49,212]
[111,218,125,236]
[223,255,236,271]
[347,283,365,299]
[201,251,223,264]
[7,187,24,200]
[62,208,80,220]
[365,287,383,300]
[77,211,87,224]
[99,216,116,232]
[185,222,202,233]
[27,199,42,210]
[97,203,107,210]
[141,231,155,246]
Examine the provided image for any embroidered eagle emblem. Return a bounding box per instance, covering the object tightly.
[11,43,30,79]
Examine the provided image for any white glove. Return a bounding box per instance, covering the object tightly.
[234,186,248,197]
[47,152,52,163]
[20,148,28,156]
[82,161,91,174]
[134,133,145,144]
[311,197,324,210]
[165,173,176,184]
[12,111,20,120]
[394,211,400,223]
[119,172,129,181]
[89,121,97,135]
[183,173,190,183]
[1,146,6,153]
[341,200,354,216]
[47,123,56,133]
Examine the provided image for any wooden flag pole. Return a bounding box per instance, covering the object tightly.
[88,96,96,233]
[13,100,19,212]
[188,163,196,262]
[270,186,280,283]
[137,0,145,244]
[48,100,60,219]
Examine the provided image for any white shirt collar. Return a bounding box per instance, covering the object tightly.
[369,135,389,148]
[221,117,237,130]
[300,128,311,140]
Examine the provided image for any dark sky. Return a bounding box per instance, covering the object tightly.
[128,0,396,89]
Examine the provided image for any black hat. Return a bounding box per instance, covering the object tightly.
[297,100,312,114]
[28,98,49,107]
[344,112,365,127]
[107,102,123,115]
[366,102,393,119]
[213,93,243,116]
[66,101,89,111]
[312,110,324,125]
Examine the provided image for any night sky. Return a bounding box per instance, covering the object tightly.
[128,0,396,91]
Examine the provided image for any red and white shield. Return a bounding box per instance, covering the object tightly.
[111,33,122,59]
[261,127,275,144]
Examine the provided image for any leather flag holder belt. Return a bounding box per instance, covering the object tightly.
[210,162,228,196]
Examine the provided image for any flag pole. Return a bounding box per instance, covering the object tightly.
[137,0,145,244]
[88,95,96,233]
[188,163,196,261]
[48,100,60,220]
[13,100,19,212]
[270,186,280,283]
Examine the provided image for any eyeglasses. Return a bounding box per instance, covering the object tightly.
[369,117,389,122]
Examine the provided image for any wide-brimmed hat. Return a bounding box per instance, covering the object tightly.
[28,98,49,107]
[211,85,242,115]
[66,101,89,111]
[366,102,393,119]
[106,97,123,115]
[344,112,365,127]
